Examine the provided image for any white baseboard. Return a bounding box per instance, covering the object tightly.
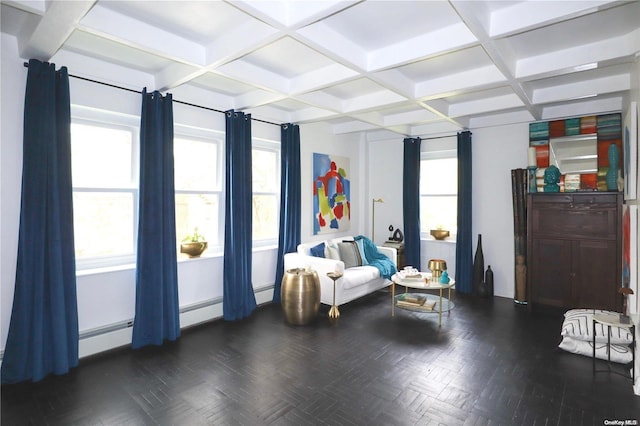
[79,285,274,359]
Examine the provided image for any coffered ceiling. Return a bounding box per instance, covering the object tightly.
[1,0,639,140]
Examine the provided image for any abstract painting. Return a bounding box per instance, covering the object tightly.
[313,153,350,235]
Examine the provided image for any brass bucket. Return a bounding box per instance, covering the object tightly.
[281,268,320,325]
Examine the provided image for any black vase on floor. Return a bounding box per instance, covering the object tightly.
[485,265,494,297]
[472,234,484,296]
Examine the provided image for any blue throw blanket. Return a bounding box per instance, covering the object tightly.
[355,235,397,279]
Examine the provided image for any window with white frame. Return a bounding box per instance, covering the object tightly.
[420,149,458,238]
[70,116,139,269]
[252,139,280,245]
[174,129,223,251]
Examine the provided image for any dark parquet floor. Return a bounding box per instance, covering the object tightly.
[2,288,639,425]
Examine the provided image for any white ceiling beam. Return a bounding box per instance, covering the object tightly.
[384,109,440,127]
[468,109,536,129]
[449,93,524,117]
[490,1,617,37]
[17,0,95,61]
[541,96,623,120]
[532,74,630,105]
[216,60,289,94]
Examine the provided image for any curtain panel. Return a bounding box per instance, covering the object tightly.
[273,124,301,303]
[402,137,422,269]
[1,59,79,384]
[223,111,257,320]
[132,89,180,349]
[455,131,473,294]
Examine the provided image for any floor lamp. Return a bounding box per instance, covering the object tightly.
[372,198,384,242]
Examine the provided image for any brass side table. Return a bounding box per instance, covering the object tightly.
[326,272,342,319]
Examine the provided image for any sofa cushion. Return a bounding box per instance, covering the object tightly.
[341,266,381,289]
[338,241,363,268]
[309,242,325,258]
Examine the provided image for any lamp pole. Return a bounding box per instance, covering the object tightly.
[372,198,384,243]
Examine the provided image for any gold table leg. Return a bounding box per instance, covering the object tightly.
[327,274,340,319]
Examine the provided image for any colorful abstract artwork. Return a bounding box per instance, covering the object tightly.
[313,153,350,235]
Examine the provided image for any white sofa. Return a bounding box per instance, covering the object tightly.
[283,236,397,307]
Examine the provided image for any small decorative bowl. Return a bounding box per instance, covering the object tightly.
[430,229,450,240]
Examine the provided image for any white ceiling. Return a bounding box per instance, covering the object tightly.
[1,0,639,140]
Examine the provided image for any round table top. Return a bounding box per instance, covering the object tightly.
[593,312,634,329]
[391,272,455,290]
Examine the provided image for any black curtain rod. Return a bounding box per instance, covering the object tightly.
[419,134,460,141]
[23,61,281,127]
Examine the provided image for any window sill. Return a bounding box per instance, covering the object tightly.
[76,245,279,277]
[422,237,457,244]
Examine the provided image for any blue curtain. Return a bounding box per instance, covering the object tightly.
[223,111,257,320]
[273,124,301,303]
[1,59,78,384]
[132,89,180,349]
[403,137,422,269]
[455,131,473,294]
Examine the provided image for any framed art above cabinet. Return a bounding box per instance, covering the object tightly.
[529,113,622,193]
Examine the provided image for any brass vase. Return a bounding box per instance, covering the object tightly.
[180,241,208,258]
[281,268,320,325]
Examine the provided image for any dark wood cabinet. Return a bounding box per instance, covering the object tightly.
[527,192,622,312]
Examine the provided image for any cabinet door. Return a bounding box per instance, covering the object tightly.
[573,239,618,310]
[530,238,573,307]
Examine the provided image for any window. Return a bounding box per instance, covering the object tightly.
[71,117,138,269]
[252,139,280,245]
[420,150,457,238]
[174,130,223,250]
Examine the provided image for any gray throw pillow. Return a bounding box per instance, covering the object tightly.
[338,241,362,268]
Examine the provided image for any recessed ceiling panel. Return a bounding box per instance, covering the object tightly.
[242,37,335,79]
[99,0,252,44]
[65,30,174,73]
[321,78,389,100]
[188,72,260,97]
[394,46,495,81]
[496,2,639,60]
[321,1,462,51]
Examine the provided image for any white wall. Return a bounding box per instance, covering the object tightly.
[1,34,26,349]
[298,122,365,244]
[472,123,530,299]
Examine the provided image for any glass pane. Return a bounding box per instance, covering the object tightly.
[175,193,219,244]
[71,123,133,187]
[73,192,134,258]
[420,158,457,195]
[174,138,218,191]
[420,195,457,234]
[252,195,278,240]
[252,149,278,192]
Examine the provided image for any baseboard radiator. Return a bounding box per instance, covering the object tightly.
[0,285,275,362]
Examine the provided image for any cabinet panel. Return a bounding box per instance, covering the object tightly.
[529,238,572,308]
[573,239,618,310]
[530,202,617,240]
